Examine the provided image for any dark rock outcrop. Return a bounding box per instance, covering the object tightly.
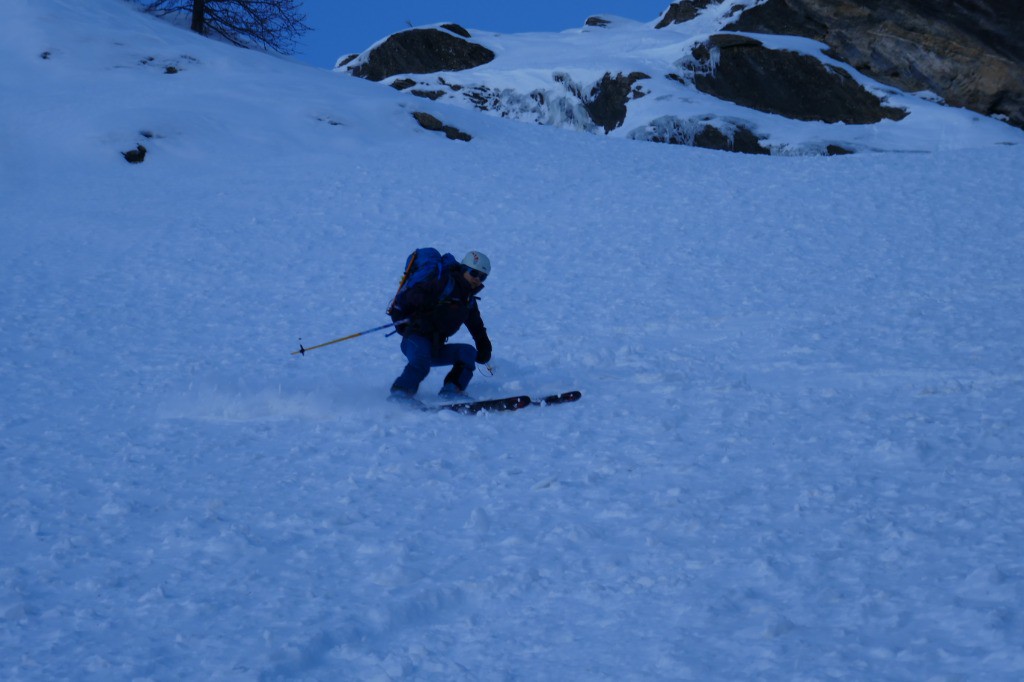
[410,89,447,100]
[826,144,854,155]
[722,0,1024,128]
[345,3,1022,155]
[686,35,907,124]
[336,54,358,69]
[389,78,447,99]
[412,112,472,141]
[656,1,718,28]
[583,72,650,133]
[694,122,768,154]
[348,28,495,82]
[635,116,771,154]
[440,23,472,39]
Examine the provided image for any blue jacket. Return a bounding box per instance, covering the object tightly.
[391,264,492,362]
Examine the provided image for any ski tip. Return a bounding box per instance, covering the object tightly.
[534,390,582,406]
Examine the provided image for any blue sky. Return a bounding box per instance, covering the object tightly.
[295,0,672,68]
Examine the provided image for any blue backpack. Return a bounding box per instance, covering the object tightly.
[387,247,458,316]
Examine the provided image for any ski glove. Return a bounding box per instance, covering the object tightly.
[475,338,492,365]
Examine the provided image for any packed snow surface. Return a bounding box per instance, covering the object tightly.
[2,1,1024,679]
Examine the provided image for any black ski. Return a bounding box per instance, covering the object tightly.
[393,390,582,415]
[434,395,532,414]
[531,390,582,406]
[435,390,582,415]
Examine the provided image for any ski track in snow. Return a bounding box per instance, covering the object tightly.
[3,1,1024,679]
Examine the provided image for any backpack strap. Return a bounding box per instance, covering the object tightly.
[437,253,461,302]
[438,274,456,302]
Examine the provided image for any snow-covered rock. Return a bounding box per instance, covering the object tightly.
[341,1,1024,154]
[723,0,1024,129]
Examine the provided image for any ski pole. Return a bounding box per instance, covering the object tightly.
[292,319,407,356]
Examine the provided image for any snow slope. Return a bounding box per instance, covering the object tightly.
[2,1,1024,679]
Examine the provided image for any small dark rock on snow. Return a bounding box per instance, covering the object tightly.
[122,144,147,164]
[412,112,472,141]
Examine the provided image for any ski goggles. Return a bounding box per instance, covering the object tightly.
[465,267,488,282]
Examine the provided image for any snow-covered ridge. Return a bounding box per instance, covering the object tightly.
[340,5,1024,154]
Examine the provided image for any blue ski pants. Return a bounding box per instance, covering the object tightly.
[391,334,476,395]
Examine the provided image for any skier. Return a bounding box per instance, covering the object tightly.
[389,250,493,400]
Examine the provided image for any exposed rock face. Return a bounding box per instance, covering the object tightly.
[344,5,1023,155]
[412,71,649,135]
[720,0,1024,128]
[412,112,472,141]
[348,28,495,82]
[687,35,907,124]
[440,23,472,39]
[634,115,770,154]
[656,1,718,28]
[583,72,650,133]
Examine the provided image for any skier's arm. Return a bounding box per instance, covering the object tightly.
[465,304,492,364]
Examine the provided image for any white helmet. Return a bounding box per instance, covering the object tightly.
[461,251,491,276]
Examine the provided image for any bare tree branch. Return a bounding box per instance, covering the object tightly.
[141,0,310,54]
